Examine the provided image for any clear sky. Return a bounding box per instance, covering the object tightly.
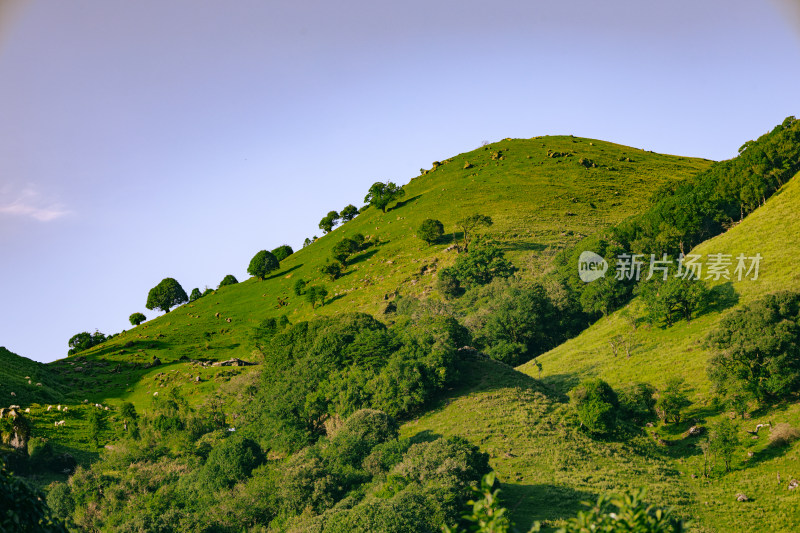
[1,0,799,363]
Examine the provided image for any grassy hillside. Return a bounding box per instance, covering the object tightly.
[401,358,698,530]
[0,346,67,406]
[517,172,800,531]
[43,136,709,407]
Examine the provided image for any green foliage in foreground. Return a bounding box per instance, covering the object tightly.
[1,459,67,532]
[447,472,684,533]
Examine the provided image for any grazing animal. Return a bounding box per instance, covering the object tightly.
[47,405,53,411]
[54,420,65,427]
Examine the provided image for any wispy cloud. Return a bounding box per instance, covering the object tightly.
[0,187,71,222]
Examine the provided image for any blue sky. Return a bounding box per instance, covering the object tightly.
[1,0,799,363]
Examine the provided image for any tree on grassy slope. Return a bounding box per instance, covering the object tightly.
[146,277,188,313]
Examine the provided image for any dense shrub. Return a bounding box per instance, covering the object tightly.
[146,277,188,314]
[199,436,264,490]
[218,274,239,287]
[189,287,202,301]
[708,291,800,402]
[1,459,67,532]
[67,330,107,356]
[272,244,294,262]
[655,378,691,424]
[321,261,343,281]
[570,379,619,434]
[769,423,800,447]
[618,383,657,425]
[128,312,146,326]
[248,250,280,280]
[418,219,444,245]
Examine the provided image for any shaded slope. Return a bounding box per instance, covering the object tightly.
[401,357,698,529]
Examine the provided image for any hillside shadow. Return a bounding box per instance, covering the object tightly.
[540,372,586,399]
[707,282,739,313]
[500,241,547,252]
[439,232,465,246]
[748,441,794,466]
[266,263,303,281]
[502,483,597,530]
[325,294,348,305]
[348,249,378,266]
[390,194,422,211]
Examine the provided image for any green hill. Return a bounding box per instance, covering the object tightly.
[42,136,710,408]
[516,172,800,531]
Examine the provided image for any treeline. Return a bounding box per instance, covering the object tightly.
[557,116,800,319]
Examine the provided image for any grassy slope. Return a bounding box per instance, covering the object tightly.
[0,346,67,405]
[6,136,711,488]
[402,358,696,530]
[517,172,800,531]
[42,135,710,409]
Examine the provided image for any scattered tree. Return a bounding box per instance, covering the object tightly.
[321,261,343,281]
[271,245,294,262]
[451,239,514,288]
[128,313,146,326]
[364,181,405,213]
[636,270,710,327]
[248,250,280,280]
[332,237,360,266]
[189,288,202,302]
[710,418,739,472]
[340,204,358,222]
[319,211,340,233]
[218,274,239,288]
[417,218,444,245]
[146,277,188,313]
[570,378,619,434]
[293,279,307,296]
[67,330,107,356]
[306,285,328,308]
[656,377,691,424]
[457,214,492,252]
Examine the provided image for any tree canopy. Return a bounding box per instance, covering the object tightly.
[128,313,146,326]
[418,219,444,245]
[146,277,188,313]
[319,210,340,233]
[247,250,280,280]
[364,181,405,213]
[708,291,800,401]
[218,274,239,288]
[271,244,294,262]
[340,204,359,222]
